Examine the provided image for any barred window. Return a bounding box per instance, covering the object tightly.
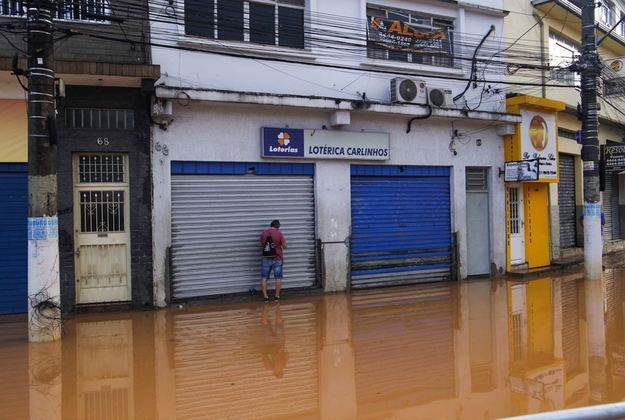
[185,0,305,49]
[1,0,109,21]
[66,108,135,129]
[367,6,455,68]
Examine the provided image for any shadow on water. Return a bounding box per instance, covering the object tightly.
[4,267,625,418]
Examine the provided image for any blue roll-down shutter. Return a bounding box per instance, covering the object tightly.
[350,165,452,288]
[0,164,28,313]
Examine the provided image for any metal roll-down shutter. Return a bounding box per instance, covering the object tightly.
[350,165,452,288]
[0,164,28,314]
[558,154,577,248]
[603,172,620,240]
[170,162,316,299]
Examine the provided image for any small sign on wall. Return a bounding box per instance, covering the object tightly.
[261,127,390,161]
[504,159,540,182]
[604,143,625,170]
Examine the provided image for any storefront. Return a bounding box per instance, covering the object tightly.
[151,97,516,304]
[56,86,154,312]
[350,165,452,288]
[169,161,317,298]
[602,143,625,241]
[505,96,566,270]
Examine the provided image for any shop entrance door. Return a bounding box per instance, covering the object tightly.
[74,154,132,304]
[509,185,526,265]
[466,168,491,276]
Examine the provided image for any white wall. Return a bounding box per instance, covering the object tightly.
[151,101,507,305]
[150,0,506,112]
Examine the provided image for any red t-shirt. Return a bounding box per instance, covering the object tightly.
[260,228,286,260]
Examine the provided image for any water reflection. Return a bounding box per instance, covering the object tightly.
[259,304,287,378]
[5,269,625,418]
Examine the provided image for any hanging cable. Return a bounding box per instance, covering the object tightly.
[453,25,495,102]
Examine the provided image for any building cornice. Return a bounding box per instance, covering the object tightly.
[0,57,160,79]
[155,85,522,124]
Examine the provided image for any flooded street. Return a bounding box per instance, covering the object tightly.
[4,269,625,419]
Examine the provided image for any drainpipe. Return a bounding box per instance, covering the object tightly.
[534,11,547,98]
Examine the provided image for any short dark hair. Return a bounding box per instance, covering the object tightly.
[270,220,280,228]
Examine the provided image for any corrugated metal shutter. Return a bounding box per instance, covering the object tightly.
[603,172,620,240]
[0,164,27,314]
[561,279,580,376]
[173,303,319,419]
[171,162,316,298]
[558,155,577,248]
[350,165,451,288]
[352,284,455,408]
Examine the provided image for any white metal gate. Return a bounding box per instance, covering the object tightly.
[170,172,316,298]
[509,186,525,265]
[74,154,131,304]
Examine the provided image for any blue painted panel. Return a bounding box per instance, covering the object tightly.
[171,161,314,175]
[351,164,450,177]
[0,167,28,314]
[350,173,452,280]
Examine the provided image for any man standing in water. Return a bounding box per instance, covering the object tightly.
[259,220,287,302]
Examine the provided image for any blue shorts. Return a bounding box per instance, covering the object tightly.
[261,258,283,280]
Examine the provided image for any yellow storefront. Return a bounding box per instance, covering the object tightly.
[505,96,566,271]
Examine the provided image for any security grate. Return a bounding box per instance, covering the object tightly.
[79,191,125,233]
[510,188,520,234]
[78,154,125,184]
[66,108,134,129]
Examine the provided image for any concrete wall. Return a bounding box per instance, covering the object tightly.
[151,101,507,306]
[151,0,505,112]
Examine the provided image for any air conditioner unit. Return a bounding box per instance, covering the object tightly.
[428,87,454,108]
[390,78,427,104]
[605,57,625,77]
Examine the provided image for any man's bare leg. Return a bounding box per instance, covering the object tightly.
[275,279,282,299]
[261,278,269,299]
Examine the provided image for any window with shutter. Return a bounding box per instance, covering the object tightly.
[184,0,305,49]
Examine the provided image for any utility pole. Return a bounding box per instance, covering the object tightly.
[580,0,602,281]
[26,0,61,341]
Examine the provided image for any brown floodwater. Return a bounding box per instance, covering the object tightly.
[4,269,625,419]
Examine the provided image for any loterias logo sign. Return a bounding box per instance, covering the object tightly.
[262,127,305,157]
[261,127,390,161]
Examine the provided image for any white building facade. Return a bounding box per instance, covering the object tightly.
[149,0,520,306]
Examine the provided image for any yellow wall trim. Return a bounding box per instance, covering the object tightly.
[507,95,567,114]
